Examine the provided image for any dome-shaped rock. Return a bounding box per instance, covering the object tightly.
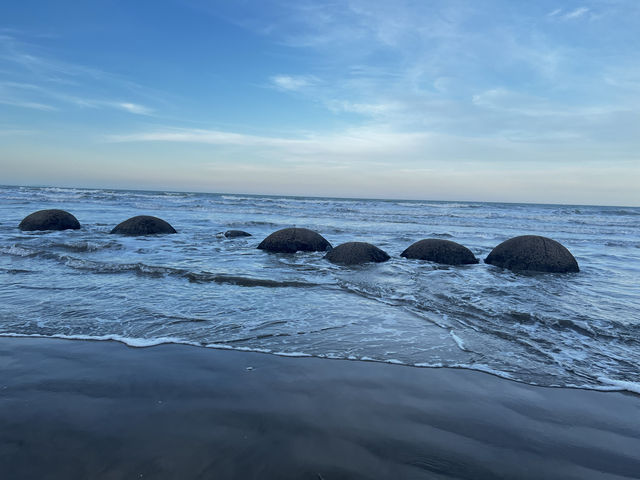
[257,227,331,253]
[224,230,252,238]
[324,242,390,265]
[485,235,579,273]
[401,239,478,265]
[110,215,177,236]
[19,209,81,231]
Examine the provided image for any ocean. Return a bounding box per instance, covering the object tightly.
[1,185,638,393]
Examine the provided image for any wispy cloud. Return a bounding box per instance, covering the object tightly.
[105,118,631,168]
[548,7,590,20]
[0,98,56,111]
[325,100,401,116]
[270,74,318,91]
[114,102,154,115]
[564,7,589,19]
[0,80,153,115]
[0,81,56,111]
[106,126,434,164]
[108,128,304,148]
[0,33,156,115]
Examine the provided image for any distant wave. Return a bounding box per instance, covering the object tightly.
[604,209,640,216]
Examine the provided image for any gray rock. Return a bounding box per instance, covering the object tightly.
[401,239,478,265]
[485,235,579,273]
[324,242,390,265]
[110,216,177,236]
[224,230,252,238]
[19,209,81,231]
[257,227,331,253]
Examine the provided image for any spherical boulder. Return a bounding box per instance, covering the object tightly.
[485,235,579,273]
[19,209,81,231]
[224,230,252,238]
[110,215,177,236]
[257,227,331,253]
[401,239,478,265]
[324,242,390,265]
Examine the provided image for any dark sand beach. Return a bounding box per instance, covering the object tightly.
[1,337,639,479]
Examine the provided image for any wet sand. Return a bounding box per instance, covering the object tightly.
[1,337,639,479]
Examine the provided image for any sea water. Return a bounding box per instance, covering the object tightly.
[1,185,638,393]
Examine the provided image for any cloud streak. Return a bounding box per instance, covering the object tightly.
[548,7,591,20]
[270,74,318,91]
[114,102,154,115]
[0,97,56,111]
[563,7,589,19]
[106,126,432,162]
[0,33,155,115]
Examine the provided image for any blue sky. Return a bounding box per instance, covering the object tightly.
[1,0,639,205]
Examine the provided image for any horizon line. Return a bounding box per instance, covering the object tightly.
[3,183,639,209]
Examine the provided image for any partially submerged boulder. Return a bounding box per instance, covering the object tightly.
[485,235,579,273]
[224,230,252,238]
[19,209,81,231]
[110,215,176,236]
[324,242,390,265]
[401,239,478,265]
[257,228,331,253]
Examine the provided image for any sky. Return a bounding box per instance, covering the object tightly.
[1,0,639,206]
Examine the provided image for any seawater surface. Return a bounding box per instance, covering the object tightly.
[1,185,639,393]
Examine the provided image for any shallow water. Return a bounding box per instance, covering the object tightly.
[1,185,639,392]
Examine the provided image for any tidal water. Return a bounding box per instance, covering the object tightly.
[1,185,638,393]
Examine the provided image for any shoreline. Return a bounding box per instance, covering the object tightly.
[2,333,638,396]
[1,336,639,479]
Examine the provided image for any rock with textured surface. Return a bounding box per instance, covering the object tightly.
[485,235,579,273]
[224,230,252,238]
[19,209,81,231]
[324,242,390,265]
[257,228,331,253]
[401,239,478,265]
[110,216,177,236]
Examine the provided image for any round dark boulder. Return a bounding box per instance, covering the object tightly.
[257,227,331,253]
[485,235,579,273]
[110,216,177,235]
[324,242,390,265]
[19,209,81,231]
[224,230,252,238]
[401,239,478,265]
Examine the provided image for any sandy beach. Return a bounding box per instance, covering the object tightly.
[1,337,639,479]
